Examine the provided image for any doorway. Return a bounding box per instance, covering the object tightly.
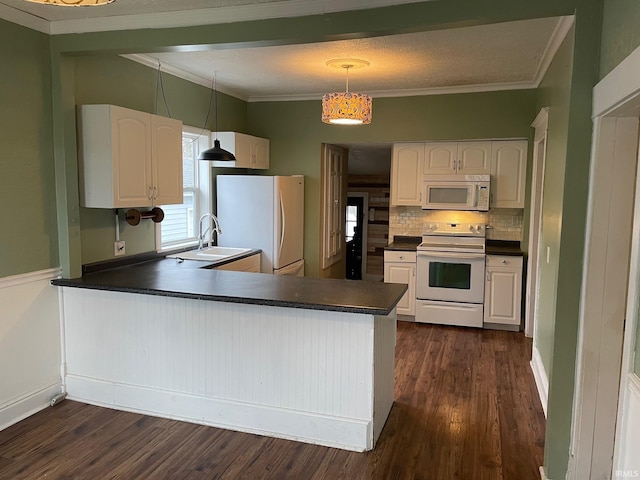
[569,45,640,478]
[346,193,368,279]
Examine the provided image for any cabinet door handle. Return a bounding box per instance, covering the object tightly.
[148,186,154,200]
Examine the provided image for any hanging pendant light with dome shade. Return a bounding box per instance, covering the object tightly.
[198,72,236,162]
[322,59,372,125]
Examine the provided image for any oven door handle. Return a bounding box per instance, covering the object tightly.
[418,251,485,260]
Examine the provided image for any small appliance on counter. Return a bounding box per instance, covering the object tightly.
[415,222,486,327]
[421,175,490,211]
[216,175,304,276]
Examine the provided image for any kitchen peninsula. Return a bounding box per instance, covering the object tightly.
[52,258,406,452]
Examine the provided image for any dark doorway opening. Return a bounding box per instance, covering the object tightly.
[346,196,364,279]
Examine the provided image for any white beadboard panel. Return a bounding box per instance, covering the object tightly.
[66,374,371,451]
[615,374,640,476]
[61,287,396,450]
[0,269,62,430]
[373,313,396,443]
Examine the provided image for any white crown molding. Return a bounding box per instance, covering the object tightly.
[248,80,538,103]
[121,54,247,101]
[532,15,575,88]
[0,2,49,34]
[124,52,539,102]
[40,0,429,35]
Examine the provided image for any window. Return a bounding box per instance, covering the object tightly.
[157,126,211,251]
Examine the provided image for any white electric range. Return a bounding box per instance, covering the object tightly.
[415,222,486,327]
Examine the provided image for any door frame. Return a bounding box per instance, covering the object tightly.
[525,107,549,339]
[347,192,369,279]
[568,45,640,479]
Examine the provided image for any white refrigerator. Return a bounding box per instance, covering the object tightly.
[216,175,304,275]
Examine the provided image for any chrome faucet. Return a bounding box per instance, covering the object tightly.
[198,213,222,251]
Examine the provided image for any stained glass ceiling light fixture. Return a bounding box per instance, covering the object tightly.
[24,0,114,5]
[322,59,372,125]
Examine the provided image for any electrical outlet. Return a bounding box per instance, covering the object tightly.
[114,241,126,256]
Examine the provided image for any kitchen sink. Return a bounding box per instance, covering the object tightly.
[167,246,252,262]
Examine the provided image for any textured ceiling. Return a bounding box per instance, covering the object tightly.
[147,17,563,102]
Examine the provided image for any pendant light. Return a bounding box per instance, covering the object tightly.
[322,59,372,125]
[198,73,236,162]
[24,0,114,5]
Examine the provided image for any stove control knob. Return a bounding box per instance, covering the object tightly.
[477,225,484,231]
[469,225,475,232]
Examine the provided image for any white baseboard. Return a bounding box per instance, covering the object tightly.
[65,375,372,452]
[0,382,63,431]
[539,466,548,479]
[530,345,549,417]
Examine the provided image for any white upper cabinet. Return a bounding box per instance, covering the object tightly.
[422,141,491,175]
[151,115,184,205]
[490,140,528,208]
[391,143,423,206]
[212,132,270,169]
[423,143,457,174]
[457,142,491,174]
[78,104,183,208]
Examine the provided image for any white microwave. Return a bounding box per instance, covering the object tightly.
[421,175,490,211]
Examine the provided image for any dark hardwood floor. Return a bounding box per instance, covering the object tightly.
[0,321,545,480]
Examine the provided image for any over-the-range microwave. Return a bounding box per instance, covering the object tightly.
[421,175,490,211]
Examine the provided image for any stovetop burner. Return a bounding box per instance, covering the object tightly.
[418,222,486,253]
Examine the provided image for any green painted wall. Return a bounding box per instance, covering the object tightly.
[72,55,246,264]
[535,25,574,393]
[248,90,537,277]
[600,0,640,79]
[600,0,640,377]
[0,19,57,277]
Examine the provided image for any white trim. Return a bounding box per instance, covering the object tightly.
[37,0,431,35]
[629,374,640,400]
[593,45,640,118]
[530,346,548,417]
[249,80,539,103]
[569,42,640,480]
[526,107,549,339]
[121,54,244,101]
[531,16,574,88]
[539,466,549,480]
[118,16,572,103]
[0,3,49,34]
[65,375,372,452]
[0,267,61,289]
[0,382,62,431]
[125,52,545,103]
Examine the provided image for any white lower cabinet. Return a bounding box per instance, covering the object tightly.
[215,253,261,272]
[484,255,523,327]
[384,251,416,316]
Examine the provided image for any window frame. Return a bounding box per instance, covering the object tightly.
[156,125,211,252]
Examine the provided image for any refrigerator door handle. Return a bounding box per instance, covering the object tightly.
[279,192,286,257]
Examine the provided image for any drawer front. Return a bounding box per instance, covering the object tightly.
[384,251,416,263]
[215,253,261,272]
[486,255,523,268]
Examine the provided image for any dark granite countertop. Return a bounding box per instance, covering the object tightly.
[52,257,407,316]
[485,240,523,256]
[384,236,422,251]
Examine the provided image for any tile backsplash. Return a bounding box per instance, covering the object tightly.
[389,207,523,241]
